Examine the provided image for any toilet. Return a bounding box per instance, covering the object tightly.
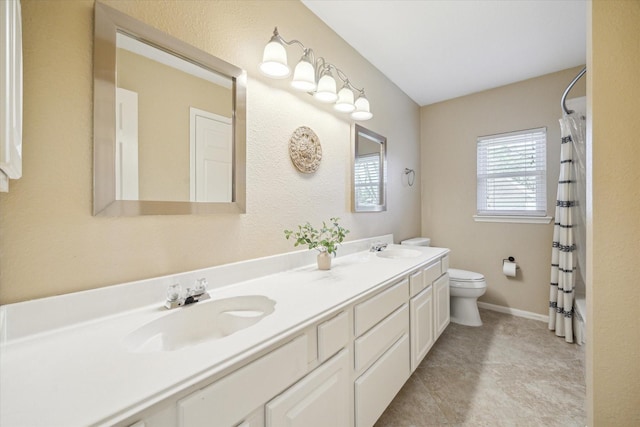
[401,237,487,327]
[447,268,487,326]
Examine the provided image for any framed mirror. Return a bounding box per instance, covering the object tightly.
[93,3,246,215]
[352,124,387,212]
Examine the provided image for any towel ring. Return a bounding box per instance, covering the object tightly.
[404,168,415,186]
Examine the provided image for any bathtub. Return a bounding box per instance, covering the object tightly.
[573,295,586,345]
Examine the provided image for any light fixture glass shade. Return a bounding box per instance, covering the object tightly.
[334,85,355,112]
[351,94,373,120]
[314,72,338,103]
[291,55,317,92]
[259,39,290,78]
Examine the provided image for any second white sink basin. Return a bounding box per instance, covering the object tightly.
[376,249,421,259]
[124,295,276,353]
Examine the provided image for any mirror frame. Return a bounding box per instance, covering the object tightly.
[352,124,387,212]
[93,3,246,215]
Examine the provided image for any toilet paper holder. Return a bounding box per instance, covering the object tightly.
[502,256,520,269]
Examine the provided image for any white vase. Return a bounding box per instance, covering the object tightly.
[317,251,332,270]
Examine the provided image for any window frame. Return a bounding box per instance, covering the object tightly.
[475,127,552,224]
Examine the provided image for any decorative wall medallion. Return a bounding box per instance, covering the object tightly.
[289,126,322,174]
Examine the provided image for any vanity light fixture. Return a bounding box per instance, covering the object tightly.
[259,27,372,121]
[291,48,317,92]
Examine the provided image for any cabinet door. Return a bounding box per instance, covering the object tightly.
[434,273,450,338]
[410,285,434,372]
[266,349,351,427]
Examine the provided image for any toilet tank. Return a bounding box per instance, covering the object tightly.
[400,237,431,247]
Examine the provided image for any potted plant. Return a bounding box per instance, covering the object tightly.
[284,217,350,270]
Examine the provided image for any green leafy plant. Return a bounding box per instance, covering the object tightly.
[284,217,350,257]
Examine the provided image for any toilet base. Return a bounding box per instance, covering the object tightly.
[450,296,483,327]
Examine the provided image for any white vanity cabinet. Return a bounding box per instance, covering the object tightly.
[171,263,444,427]
[1,243,453,427]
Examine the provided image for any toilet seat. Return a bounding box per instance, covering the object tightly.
[449,268,484,281]
[448,268,486,289]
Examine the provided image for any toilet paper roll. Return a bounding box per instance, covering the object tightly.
[503,260,517,277]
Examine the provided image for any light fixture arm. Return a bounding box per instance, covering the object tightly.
[270,27,306,50]
[327,65,364,94]
[315,57,330,79]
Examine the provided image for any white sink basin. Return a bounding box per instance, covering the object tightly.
[376,249,421,259]
[123,295,276,353]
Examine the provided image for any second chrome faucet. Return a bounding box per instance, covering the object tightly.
[369,242,388,252]
[165,278,211,309]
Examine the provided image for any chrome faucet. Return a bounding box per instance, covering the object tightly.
[164,278,211,309]
[370,242,388,252]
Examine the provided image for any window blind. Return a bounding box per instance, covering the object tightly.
[354,154,381,207]
[477,127,547,216]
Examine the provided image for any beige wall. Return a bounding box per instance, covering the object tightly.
[588,1,640,425]
[420,66,586,316]
[117,49,232,201]
[2,0,639,424]
[0,0,421,304]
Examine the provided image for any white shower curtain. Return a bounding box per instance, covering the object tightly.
[549,113,584,343]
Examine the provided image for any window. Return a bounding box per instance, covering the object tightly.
[476,128,547,218]
[354,153,381,207]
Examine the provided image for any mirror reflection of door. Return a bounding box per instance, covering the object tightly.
[115,87,139,200]
[190,108,232,202]
[115,32,233,203]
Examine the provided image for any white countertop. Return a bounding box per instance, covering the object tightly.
[0,242,448,426]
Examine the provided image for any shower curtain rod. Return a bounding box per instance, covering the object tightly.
[561,66,587,115]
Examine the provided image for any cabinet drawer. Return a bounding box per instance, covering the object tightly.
[317,311,349,363]
[441,255,450,275]
[354,304,408,372]
[423,260,442,286]
[178,335,308,427]
[354,279,408,337]
[409,270,424,297]
[354,334,410,427]
[266,349,350,427]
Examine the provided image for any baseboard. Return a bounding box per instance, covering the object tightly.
[477,301,549,323]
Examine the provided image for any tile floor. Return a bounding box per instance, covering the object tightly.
[375,309,586,427]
